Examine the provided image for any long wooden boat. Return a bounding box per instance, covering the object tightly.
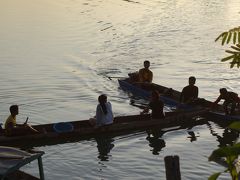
[118,78,240,121]
[0,109,208,148]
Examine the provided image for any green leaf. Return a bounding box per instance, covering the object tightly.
[231,45,240,51]
[238,32,240,44]
[229,122,240,130]
[208,172,221,180]
[209,143,240,161]
[227,32,232,44]
[226,50,238,54]
[222,33,229,45]
[221,55,234,62]
[215,27,240,68]
[231,168,238,180]
[233,32,237,44]
[230,57,237,68]
[215,32,226,42]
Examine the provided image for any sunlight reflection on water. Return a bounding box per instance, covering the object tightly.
[0,0,239,179]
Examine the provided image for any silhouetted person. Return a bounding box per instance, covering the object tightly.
[212,88,240,115]
[139,60,153,83]
[146,130,165,155]
[96,136,114,161]
[141,90,165,119]
[180,76,198,104]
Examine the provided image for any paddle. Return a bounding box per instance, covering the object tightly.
[106,76,126,80]
[22,117,40,133]
[130,99,147,109]
[24,117,29,125]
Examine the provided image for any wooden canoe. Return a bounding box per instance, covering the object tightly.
[118,78,240,121]
[0,109,208,148]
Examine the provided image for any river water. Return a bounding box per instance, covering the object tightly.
[0,0,240,179]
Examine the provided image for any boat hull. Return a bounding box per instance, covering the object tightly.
[0,110,207,148]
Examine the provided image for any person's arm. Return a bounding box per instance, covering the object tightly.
[179,93,183,103]
[195,87,199,99]
[96,105,102,127]
[211,95,222,109]
[6,122,14,129]
[141,102,152,115]
[149,71,153,83]
[179,88,185,103]
[232,92,239,102]
[214,95,222,104]
[138,69,143,82]
[140,107,149,115]
[108,102,114,122]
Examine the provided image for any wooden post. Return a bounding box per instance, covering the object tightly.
[38,156,45,180]
[164,155,181,180]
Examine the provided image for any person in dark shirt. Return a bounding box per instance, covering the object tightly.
[212,88,240,115]
[180,76,198,104]
[141,90,165,119]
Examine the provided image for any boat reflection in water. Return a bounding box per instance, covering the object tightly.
[206,121,240,147]
[187,130,199,142]
[95,136,114,161]
[146,130,166,155]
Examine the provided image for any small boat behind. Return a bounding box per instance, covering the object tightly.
[0,146,45,180]
[118,78,240,121]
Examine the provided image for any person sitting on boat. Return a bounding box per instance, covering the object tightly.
[139,60,153,83]
[180,76,198,104]
[4,105,39,136]
[141,90,165,119]
[90,94,114,127]
[212,88,240,115]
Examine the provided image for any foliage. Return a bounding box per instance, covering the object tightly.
[229,122,240,131]
[208,121,240,180]
[215,27,240,68]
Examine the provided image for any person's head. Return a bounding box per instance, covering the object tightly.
[98,94,107,104]
[151,90,160,101]
[144,60,150,69]
[188,76,196,85]
[220,88,227,95]
[98,94,108,115]
[9,105,18,116]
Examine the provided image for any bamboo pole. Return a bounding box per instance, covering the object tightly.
[38,157,45,180]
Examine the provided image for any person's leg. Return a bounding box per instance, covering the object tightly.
[223,101,229,114]
[25,124,39,133]
[89,118,96,126]
[230,102,236,115]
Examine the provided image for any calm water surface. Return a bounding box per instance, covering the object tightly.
[0,0,240,179]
